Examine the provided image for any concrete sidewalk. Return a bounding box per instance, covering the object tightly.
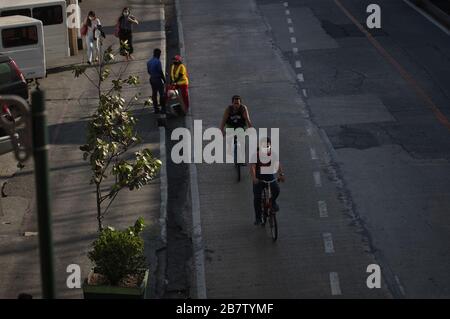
[0,0,167,298]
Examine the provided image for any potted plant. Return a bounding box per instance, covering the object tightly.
[74,43,161,298]
[83,217,149,299]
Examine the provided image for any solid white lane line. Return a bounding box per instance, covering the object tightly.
[297,73,304,82]
[289,26,295,33]
[290,37,297,44]
[287,17,293,24]
[306,126,313,136]
[318,200,328,217]
[330,272,342,295]
[295,60,302,68]
[323,233,335,253]
[302,88,308,98]
[285,9,290,15]
[403,0,450,36]
[310,147,317,160]
[313,171,322,187]
[292,47,298,54]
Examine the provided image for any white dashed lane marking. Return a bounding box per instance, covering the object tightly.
[330,272,342,295]
[313,171,322,187]
[318,200,328,218]
[322,233,335,253]
[280,0,343,297]
[310,147,317,160]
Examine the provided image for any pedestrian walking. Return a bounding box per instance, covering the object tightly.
[81,11,102,65]
[115,7,139,61]
[147,48,166,113]
[170,55,190,111]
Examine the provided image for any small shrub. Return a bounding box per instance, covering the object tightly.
[88,217,147,286]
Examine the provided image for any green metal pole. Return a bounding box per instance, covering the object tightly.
[31,90,55,299]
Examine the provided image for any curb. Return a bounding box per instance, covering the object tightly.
[159,125,167,245]
[158,5,168,247]
[174,0,207,299]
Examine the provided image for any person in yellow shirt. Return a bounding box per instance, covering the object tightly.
[170,55,190,111]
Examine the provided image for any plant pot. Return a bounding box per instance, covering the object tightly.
[82,269,149,299]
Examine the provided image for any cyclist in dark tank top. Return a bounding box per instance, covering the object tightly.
[220,95,253,133]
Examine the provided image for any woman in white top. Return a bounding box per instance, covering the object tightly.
[82,11,102,65]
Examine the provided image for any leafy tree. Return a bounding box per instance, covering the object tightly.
[75,43,160,231]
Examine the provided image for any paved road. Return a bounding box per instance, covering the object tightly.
[0,0,164,298]
[178,0,450,298]
[178,0,396,298]
[257,0,450,298]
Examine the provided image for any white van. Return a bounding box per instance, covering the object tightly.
[0,16,46,79]
[0,0,70,64]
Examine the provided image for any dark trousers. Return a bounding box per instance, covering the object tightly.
[119,29,133,55]
[150,78,165,110]
[253,180,280,221]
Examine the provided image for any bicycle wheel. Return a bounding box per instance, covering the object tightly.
[234,139,241,182]
[269,212,278,241]
[261,190,268,225]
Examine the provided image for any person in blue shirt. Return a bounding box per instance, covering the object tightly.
[147,48,166,113]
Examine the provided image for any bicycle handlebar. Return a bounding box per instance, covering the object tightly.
[260,179,278,184]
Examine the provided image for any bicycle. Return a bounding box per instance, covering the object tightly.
[233,136,243,182]
[260,178,278,242]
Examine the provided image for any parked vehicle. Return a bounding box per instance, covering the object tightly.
[0,15,46,80]
[0,54,28,155]
[0,54,29,100]
[0,103,15,156]
[1,0,70,63]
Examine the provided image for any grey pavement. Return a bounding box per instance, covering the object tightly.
[0,0,165,298]
[178,0,392,298]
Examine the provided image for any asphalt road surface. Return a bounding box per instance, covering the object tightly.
[178,0,450,298]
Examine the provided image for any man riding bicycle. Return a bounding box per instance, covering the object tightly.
[220,95,253,134]
[250,137,285,226]
[220,95,253,162]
